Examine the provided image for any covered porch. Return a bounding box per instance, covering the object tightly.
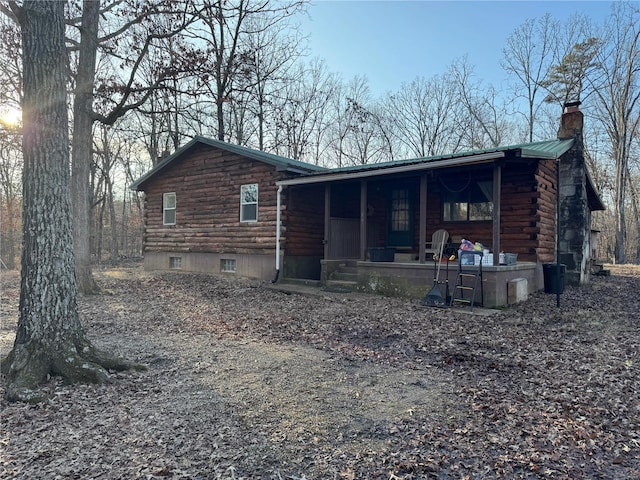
[277,148,560,308]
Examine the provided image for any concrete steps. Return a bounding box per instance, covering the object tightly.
[326,261,358,292]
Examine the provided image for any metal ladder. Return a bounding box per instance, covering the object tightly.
[450,250,484,310]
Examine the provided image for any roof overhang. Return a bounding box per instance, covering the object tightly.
[276,151,506,187]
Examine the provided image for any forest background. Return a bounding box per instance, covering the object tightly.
[1,0,639,277]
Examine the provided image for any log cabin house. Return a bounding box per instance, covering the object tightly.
[131,103,604,307]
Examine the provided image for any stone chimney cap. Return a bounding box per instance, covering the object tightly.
[564,101,581,113]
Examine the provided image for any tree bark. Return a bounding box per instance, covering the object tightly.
[71,0,100,294]
[3,0,140,403]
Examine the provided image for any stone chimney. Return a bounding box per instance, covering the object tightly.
[558,101,583,140]
[557,101,592,286]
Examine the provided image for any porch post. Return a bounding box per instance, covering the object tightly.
[324,184,331,260]
[492,162,502,266]
[360,180,367,261]
[419,173,427,264]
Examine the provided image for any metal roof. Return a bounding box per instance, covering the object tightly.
[327,138,575,175]
[277,138,575,186]
[130,136,328,191]
[131,136,575,191]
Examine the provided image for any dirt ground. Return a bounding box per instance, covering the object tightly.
[1,264,639,479]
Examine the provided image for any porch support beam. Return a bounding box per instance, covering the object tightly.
[492,161,502,266]
[324,184,331,260]
[360,180,367,261]
[419,174,427,264]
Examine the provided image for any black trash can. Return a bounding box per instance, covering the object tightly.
[543,263,566,294]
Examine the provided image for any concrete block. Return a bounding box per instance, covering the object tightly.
[508,277,528,305]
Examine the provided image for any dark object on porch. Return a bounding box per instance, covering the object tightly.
[501,253,518,265]
[543,263,566,294]
[450,251,484,310]
[369,247,396,262]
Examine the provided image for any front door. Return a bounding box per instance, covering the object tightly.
[387,187,413,247]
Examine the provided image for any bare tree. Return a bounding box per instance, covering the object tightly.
[188,0,306,141]
[589,2,640,264]
[0,124,21,269]
[271,59,337,161]
[70,0,195,293]
[0,10,23,269]
[502,14,557,142]
[387,75,461,158]
[2,0,136,403]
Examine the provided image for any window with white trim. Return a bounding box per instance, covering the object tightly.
[240,184,258,222]
[163,192,176,225]
[169,256,182,269]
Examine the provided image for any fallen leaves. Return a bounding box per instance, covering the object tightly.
[1,264,639,479]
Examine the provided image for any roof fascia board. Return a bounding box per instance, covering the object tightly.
[276,151,506,187]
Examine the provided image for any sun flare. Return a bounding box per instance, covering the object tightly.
[0,107,22,127]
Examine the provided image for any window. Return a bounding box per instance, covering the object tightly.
[169,256,182,269]
[442,179,493,222]
[240,184,258,222]
[221,258,236,273]
[391,189,410,232]
[163,192,176,225]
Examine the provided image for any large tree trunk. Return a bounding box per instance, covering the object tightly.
[613,144,627,264]
[71,0,100,294]
[3,0,138,403]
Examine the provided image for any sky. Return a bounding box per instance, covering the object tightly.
[299,1,620,96]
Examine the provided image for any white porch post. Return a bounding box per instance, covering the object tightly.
[274,185,283,279]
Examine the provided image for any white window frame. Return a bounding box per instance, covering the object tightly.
[240,183,258,223]
[163,192,176,225]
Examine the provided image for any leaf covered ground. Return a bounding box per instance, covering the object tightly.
[1,264,639,479]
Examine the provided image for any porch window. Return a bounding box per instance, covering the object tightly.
[442,180,493,222]
[163,192,176,225]
[240,183,258,222]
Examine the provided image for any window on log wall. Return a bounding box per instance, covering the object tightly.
[240,184,258,222]
[163,192,176,225]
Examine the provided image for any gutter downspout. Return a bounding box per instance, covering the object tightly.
[272,185,283,283]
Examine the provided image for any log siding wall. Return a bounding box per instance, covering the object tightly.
[140,145,560,277]
[142,145,289,256]
[394,162,557,263]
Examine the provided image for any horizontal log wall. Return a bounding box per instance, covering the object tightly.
[535,159,558,263]
[142,144,289,255]
[409,163,552,262]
